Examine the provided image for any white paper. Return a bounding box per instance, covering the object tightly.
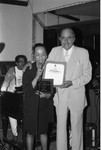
[44,63,65,86]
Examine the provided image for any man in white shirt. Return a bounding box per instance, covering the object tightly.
[1,55,27,142]
[47,27,92,150]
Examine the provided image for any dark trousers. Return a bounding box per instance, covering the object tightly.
[2,115,9,139]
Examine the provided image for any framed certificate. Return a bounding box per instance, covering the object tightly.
[43,61,66,86]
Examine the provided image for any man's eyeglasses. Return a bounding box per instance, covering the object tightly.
[59,36,74,41]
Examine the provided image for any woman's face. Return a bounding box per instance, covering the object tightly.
[34,46,47,65]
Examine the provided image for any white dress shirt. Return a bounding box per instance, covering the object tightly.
[63,45,74,62]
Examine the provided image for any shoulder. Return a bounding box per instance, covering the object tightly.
[49,46,62,55]
[51,46,62,51]
[74,46,89,55]
[24,62,36,74]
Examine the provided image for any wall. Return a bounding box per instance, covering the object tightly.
[0,4,32,61]
[44,20,100,61]
[32,16,43,46]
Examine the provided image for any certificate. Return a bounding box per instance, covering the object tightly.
[43,61,66,86]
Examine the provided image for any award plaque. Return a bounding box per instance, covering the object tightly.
[43,61,66,86]
[36,79,53,94]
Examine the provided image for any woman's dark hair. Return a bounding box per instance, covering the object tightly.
[15,55,27,63]
[32,43,47,54]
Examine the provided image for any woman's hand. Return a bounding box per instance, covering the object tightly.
[23,61,32,73]
[0,91,5,97]
[32,68,43,89]
[36,68,43,80]
[36,91,51,99]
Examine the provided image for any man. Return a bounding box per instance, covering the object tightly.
[1,55,27,141]
[47,27,92,150]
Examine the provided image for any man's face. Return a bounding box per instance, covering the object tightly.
[59,29,75,50]
[16,58,26,70]
[34,46,47,65]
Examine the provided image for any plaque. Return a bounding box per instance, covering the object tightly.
[36,79,53,94]
[43,61,66,86]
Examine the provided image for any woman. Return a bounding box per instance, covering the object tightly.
[22,43,54,150]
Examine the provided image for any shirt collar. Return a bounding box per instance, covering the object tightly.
[63,45,74,56]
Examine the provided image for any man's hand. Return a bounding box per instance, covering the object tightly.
[58,80,72,89]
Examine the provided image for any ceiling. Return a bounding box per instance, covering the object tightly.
[0,0,100,21]
[49,0,100,21]
[55,1,100,17]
